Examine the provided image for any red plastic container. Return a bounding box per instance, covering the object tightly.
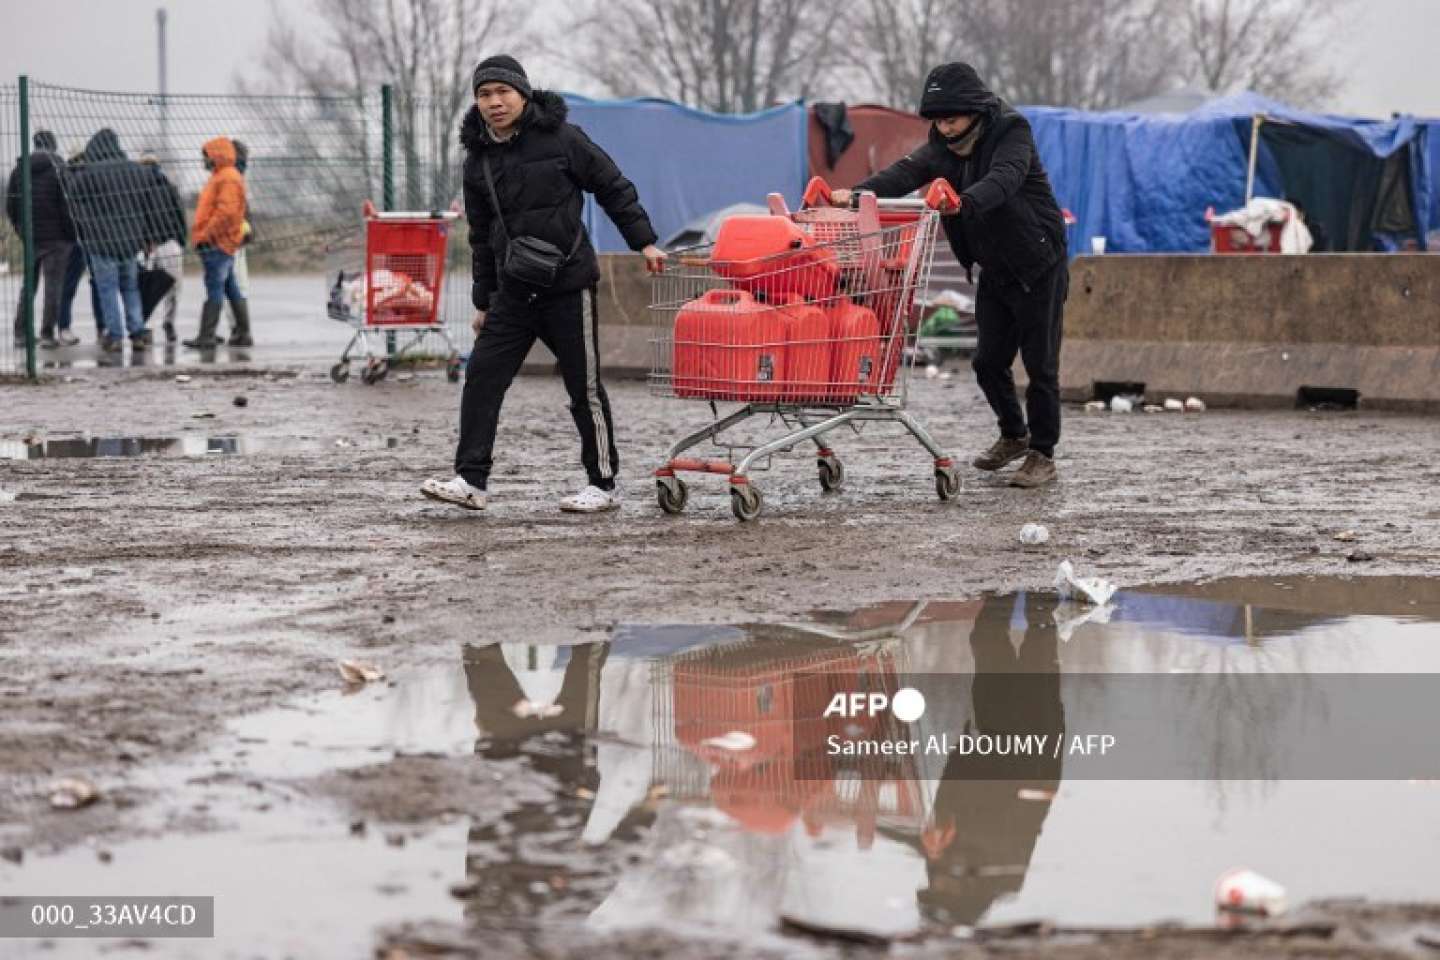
[712,215,840,301]
[1210,221,1284,253]
[824,298,882,402]
[775,295,833,402]
[672,289,786,402]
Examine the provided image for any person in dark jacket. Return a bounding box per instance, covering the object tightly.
[422,55,666,514]
[138,153,189,343]
[834,63,1069,488]
[67,128,153,351]
[6,130,78,348]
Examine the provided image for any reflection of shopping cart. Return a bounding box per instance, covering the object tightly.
[650,177,961,521]
[325,201,462,385]
[651,608,934,843]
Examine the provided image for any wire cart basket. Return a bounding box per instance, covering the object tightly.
[325,201,462,385]
[650,177,962,521]
[647,603,936,843]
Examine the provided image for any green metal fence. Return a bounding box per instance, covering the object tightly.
[1,78,474,378]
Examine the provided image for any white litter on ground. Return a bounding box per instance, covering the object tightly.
[1019,523,1050,545]
[1055,560,1117,606]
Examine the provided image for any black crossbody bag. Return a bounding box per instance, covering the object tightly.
[481,153,583,289]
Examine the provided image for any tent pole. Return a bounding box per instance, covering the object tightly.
[1245,114,1264,204]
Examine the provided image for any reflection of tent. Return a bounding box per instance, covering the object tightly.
[1025,91,1435,253]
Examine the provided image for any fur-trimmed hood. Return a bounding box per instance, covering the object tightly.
[459,90,568,151]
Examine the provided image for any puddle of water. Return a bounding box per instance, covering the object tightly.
[5,576,1440,956]
[0,434,398,460]
[38,344,253,371]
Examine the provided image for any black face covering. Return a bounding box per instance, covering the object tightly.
[941,118,977,144]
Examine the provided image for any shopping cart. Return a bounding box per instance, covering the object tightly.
[325,201,463,385]
[650,177,961,521]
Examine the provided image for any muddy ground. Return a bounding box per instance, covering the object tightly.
[3,364,1440,957]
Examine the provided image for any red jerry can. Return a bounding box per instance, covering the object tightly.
[775,295,833,402]
[824,298,881,402]
[672,289,786,402]
[712,215,840,301]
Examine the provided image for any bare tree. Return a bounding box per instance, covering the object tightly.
[571,0,845,114]
[1178,0,1348,107]
[848,0,964,110]
[845,0,1183,111]
[242,0,527,207]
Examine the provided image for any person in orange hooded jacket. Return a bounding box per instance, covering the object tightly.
[184,136,251,348]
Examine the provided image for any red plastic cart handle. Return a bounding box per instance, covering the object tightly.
[924,179,961,212]
[802,176,834,208]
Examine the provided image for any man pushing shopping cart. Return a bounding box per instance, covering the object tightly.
[833,62,1070,489]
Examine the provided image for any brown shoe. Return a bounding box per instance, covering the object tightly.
[972,434,1030,471]
[1009,451,1057,488]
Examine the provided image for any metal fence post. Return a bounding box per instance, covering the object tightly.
[381,84,396,358]
[18,75,37,380]
[381,84,395,213]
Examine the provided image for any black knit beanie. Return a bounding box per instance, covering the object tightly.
[472,55,532,100]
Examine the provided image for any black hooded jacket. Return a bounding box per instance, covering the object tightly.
[460,90,658,310]
[5,149,75,248]
[858,64,1066,289]
[139,164,189,249]
[67,129,154,259]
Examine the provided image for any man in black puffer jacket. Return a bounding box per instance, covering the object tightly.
[423,55,666,515]
[67,128,154,350]
[836,63,1068,488]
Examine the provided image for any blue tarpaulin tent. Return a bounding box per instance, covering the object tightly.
[1022,92,1435,253]
[563,95,808,253]
[1427,121,1440,240]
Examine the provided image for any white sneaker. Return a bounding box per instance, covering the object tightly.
[559,484,621,513]
[420,475,487,511]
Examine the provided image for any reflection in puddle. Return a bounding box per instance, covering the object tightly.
[38,345,252,370]
[0,434,392,460]
[5,577,1440,955]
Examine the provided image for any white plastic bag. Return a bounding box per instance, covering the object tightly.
[1055,560,1117,606]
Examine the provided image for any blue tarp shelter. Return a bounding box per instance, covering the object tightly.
[1022,92,1435,253]
[562,95,808,253]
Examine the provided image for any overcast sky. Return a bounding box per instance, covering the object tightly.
[1,0,1436,118]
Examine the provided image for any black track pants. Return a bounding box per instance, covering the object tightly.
[454,286,618,490]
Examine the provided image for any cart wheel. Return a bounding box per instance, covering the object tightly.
[656,476,689,515]
[730,482,763,522]
[935,466,961,501]
[361,358,389,385]
[329,361,350,384]
[817,456,845,493]
[446,357,462,383]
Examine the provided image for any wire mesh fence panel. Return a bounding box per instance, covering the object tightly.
[1,83,24,373]
[1,81,487,374]
[397,91,472,350]
[1,81,389,370]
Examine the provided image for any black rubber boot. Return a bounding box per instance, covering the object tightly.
[183,301,223,349]
[227,299,253,347]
